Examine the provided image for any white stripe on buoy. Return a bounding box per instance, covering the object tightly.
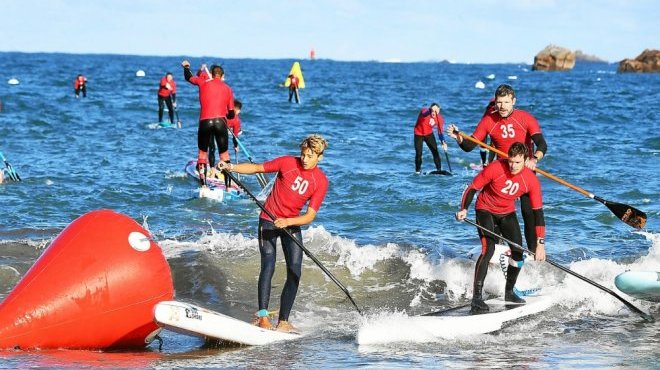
[128,231,151,252]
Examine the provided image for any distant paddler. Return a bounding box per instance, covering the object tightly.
[157,72,177,126]
[181,60,236,188]
[284,61,305,104]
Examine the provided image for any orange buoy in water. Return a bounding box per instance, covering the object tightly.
[0,209,174,350]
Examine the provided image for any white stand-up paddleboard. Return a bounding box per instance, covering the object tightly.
[614,271,660,302]
[356,294,553,345]
[154,301,302,346]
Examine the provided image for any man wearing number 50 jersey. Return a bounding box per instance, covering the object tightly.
[447,84,548,263]
[456,142,547,313]
[217,134,328,333]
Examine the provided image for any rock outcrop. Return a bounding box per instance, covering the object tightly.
[618,49,660,73]
[532,45,576,71]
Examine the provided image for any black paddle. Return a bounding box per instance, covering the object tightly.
[443,147,453,174]
[461,218,654,322]
[456,131,647,229]
[173,99,181,128]
[222,169,363,315]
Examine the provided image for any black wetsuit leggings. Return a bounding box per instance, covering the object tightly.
[198,118,228,166]
[414,134,442,172]
[258,218,303,322]
[75,85,86,98]
[158,95,174,123]
[288,87,299,103]
[473,210,523,286]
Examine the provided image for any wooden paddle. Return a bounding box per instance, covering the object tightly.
[222,170,363,315]
[455,131,647,229]
[462,218,654,322]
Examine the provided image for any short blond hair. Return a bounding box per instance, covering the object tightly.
[300,134,328,155]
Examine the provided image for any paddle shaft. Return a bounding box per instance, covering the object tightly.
[456,131,647,229]
[462,218,654,322]
[0,151,21,181]
[443,148,453,173]
[227,130,269,188]
[458,132,593,196]
[223,170,363,315]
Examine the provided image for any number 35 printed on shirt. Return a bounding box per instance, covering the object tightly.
[500,123,515,138]
[291,176,309,195]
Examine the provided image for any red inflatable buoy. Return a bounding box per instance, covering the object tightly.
[0,209,174,350]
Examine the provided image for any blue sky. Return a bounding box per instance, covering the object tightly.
[1,0,657,63]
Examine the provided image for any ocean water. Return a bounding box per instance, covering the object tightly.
[0,52,658,369]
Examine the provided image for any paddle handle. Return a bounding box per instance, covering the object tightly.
[222,170,363,315]
[457,132,593,198]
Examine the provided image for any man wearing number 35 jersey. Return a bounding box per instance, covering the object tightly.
[456,142,547,314]
[217,134,328,333]
[447,84,548,264]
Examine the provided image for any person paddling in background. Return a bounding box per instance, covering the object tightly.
[456,142,547,314]
[217,134,329,333]
[157,72,177,125]
[447,84,548,255]
[182,60,235,187]
[74,74,87,98]
[209,99,243,191]
[288,74,300,104]
[479,99,497,167]
[414,102,448,174]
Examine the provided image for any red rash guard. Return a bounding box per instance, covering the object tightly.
[186,76,235,120]
[227,115,241,137]
[74,77,86,89]
[290,76,299,88]
[414,108,444,136]
[261,156,328,220]
[461,159,545,237]
[473,109,541,158]
[158,77,173,97]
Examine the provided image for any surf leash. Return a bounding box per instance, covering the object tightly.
[223,169,363,315]
[0,151,21,181]
[454,130,647,230]
[227,130,269,189]
[461,218,654,322]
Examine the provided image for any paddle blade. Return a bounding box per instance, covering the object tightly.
[603,200,647,229]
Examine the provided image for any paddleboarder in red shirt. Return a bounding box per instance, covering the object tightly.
[288,74,300,103]
[447,84,548,256]
[157,72,176,125]
[217,134,329,333]
[182,60,235,186]
[74,75,87,98]
[456,142,547,313]
[414,103,448,175]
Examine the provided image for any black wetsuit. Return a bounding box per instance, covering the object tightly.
[257,219,303,322]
